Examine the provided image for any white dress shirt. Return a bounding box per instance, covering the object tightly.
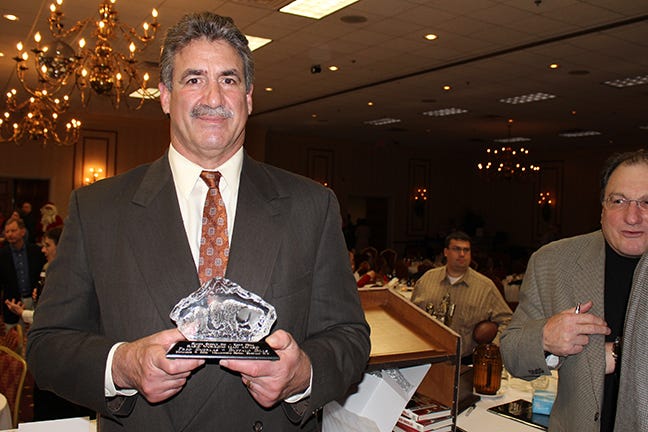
[105,144,310,402]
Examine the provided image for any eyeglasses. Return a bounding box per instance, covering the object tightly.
[603,196,648,211]
[448,246,471,254]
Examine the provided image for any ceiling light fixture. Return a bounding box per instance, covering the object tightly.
[499,92,556,104]
[246,35,272,51]
[422,107,468,117]
[364,118,401,126]
[558,129,602,137]
[280,0,360,19]
[602,74,648,88]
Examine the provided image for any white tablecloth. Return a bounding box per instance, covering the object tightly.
[457,373,557,432]
[0,393,12,430]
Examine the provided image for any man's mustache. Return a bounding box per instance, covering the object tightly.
[191,104,234,119]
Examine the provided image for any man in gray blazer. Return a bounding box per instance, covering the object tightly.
[27,12,370,431]
[501,149,648,431]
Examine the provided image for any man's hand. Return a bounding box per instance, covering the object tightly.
[220,330,312,408]
[542,301,610,356]
[4,298,25,316]
[112,329,205,403]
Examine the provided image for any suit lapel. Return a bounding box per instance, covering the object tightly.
[122,154,200,326]
[573,232,606,406]
[226,155,289,297]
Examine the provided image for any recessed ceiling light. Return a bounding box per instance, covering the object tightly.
[264,87,273,92]
[3,14,19,21]
[364,118,401,126]
[493,137,531,143]
[442,85,451,91]
[424,34,438,41]
[558,130,602,137]
[602,74,648,88]
[129,88,160,99]
[328,65,339,71]
[549,63,559,69]
[422,107,468,117]
[499,92,556,104]
[367,101,374,106]
[280,0,360,20]
[245,35,272,51]
[0,52,4,57]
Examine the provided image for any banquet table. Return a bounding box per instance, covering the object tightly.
[0,393,12,430]
[456,372,557,432]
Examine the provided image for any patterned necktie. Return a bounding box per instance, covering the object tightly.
[198,171,229,283]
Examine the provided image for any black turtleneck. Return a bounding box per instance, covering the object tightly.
[601,242,640,432]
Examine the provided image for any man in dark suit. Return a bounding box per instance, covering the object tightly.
[27,12,370,432]
[1,217,45,331]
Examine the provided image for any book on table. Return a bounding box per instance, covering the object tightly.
[393,418,452,432]
[401,393,451,422]
[395,414,453,432]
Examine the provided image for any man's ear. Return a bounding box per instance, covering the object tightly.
[159,82,171,115]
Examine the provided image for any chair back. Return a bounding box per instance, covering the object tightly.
[0,345,27,427]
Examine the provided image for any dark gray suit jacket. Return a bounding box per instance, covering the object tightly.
[614,252,648,431]
[27,152,370,431]
[501,231,606,432]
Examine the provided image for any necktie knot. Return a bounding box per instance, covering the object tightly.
[200,171,221,189]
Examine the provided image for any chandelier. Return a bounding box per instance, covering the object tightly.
[1,35,81,146]
[0,88,81,146]
[477,119,540,180]
[47,0,160,108]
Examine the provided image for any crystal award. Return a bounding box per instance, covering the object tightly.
[166,277,279,360]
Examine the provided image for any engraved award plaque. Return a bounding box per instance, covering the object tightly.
[166,277,279,360]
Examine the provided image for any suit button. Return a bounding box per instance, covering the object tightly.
[252,420,263,431]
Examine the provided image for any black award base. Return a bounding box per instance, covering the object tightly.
[166,340,279,360]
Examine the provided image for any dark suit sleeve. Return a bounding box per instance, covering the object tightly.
[26,190,117,416]
[293,188,371,421]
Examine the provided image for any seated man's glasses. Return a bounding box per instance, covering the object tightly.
[603,195,648,211]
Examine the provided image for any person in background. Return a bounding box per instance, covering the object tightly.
[27,11,370,432]
[20,201,38,244]
[5,226,93,421]
[36,202,64,243]
[501,149,648,431]
[0,218,45,332]
[4,226,63,324]
[410,231,512,361]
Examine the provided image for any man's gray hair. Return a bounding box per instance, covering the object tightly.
[159,12,254,92]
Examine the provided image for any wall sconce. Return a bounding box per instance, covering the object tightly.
[412,187,428,202]
[84,167,104,185]
[538,191,554,222]
[537,191,553,206]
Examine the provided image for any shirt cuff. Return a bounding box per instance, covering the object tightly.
[283,365,313,403]
[105,342,138,397]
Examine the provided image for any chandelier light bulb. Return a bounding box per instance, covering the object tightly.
[79,38,86,49]
[17,41,23,51]
[35,32,42,43]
